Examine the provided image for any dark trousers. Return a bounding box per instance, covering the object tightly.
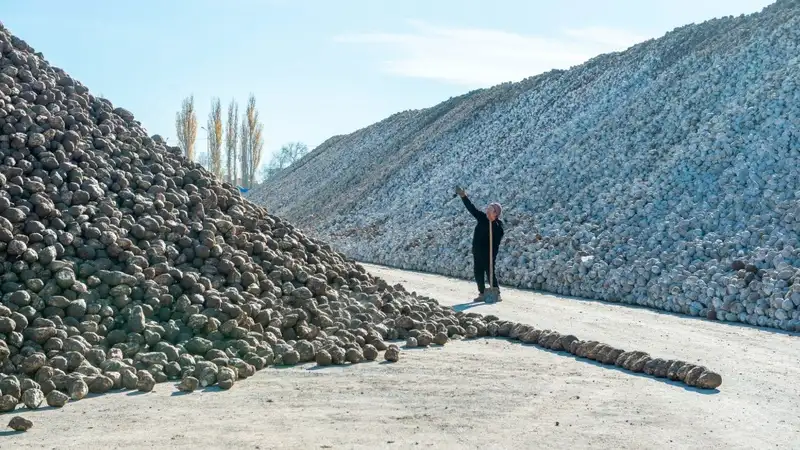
[473,251,499,294]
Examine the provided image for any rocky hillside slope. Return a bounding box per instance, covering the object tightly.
[250,0,800,332]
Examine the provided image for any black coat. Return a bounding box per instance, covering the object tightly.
[461,196,504,257]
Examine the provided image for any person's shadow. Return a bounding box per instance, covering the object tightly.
[452,301,484,312]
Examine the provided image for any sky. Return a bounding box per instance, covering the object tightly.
[2,0,776,172]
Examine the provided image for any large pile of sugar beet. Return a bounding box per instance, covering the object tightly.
[0,22,720,413]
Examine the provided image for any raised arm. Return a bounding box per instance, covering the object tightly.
[460,195,484,220]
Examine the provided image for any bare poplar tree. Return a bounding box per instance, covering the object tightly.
[225,99,239,184]
[240,115,251,188]
[207,98,223,178]
[238,94,264,188]
[175,95,198,161]
[249,120,264,186]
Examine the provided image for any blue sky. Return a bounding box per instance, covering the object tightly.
[3,0,774,170]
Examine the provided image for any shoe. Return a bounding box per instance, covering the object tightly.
[495,292,503,302]
[473,293,485,302]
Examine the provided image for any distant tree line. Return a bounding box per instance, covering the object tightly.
[175,95,309,188]
[260,141,309,182]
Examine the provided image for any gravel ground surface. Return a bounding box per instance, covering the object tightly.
[5,264,798,450]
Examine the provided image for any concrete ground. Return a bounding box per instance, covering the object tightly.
[4,264,799,450]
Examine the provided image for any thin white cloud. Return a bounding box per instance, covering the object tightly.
[335,21,649,87]
[562,26,651,48]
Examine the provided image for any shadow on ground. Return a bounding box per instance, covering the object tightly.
[0,430,24,436]
[452,301,485,312]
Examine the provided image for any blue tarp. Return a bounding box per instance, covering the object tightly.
[237,186,249,193]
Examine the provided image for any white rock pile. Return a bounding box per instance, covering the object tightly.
[251,0,800,332]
